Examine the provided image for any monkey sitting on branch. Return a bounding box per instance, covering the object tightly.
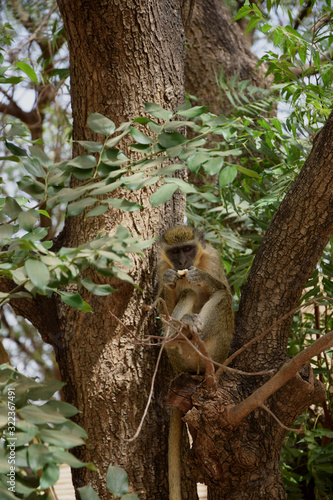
[157,225,234,500]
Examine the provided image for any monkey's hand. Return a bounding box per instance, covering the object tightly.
[163,269,180,289]
[181,313,203,337]
[185,267,206,286]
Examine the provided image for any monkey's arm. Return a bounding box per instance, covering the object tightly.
[185,266,228,293]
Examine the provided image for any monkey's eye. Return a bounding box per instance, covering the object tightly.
[183,246,193,253]
[171,248,180,254]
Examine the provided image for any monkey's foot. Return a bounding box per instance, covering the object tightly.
[181,313,203,337]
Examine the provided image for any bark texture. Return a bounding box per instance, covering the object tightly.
[51,1,194,498]
[184,0,269,115]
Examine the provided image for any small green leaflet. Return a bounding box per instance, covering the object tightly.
[39,463,60,490]
[145,102,173,120]
[235,164,260,178]
[58,291,92,312]
[219,165,238,186]
[24,259,50,291]
[158,132,187,149]
[81,278,116,296]
[85,205,108,218]
[87,113,116,135]
[203,157,224,175]
[67,155,96,169]
[176,105,210,118]
[106,466,129,496]
[129,126,153,144]
[104,198,142,212]
[76,141,103,153]
[15,61,38,84]
[78,486,100,500]
[150,183,178,207]
[18,209,40,231]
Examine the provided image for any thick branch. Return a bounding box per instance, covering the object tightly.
[228,331,333,426]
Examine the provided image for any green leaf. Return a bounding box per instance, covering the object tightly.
[203,157,224,175]
[158,132,187,148]
[44,400,79,418]
[87,113,116,135]
[29,145,52,166]
[85,205,109,218]
[106,465,129,496]
[51,450,89,468]
[22,157,46,178]
[163,121,194,131]
[232,5,253,22]
[39,463,60,490]
[67,155,96,169]
[58,291,92,312]
[27,444,52,473]
[18,209,40,231]
[39,428,85,448]
[90,179,123,196]
[246,16,261,35]
[16,61,38,84]
[101,149,129,166]
[177,105,210,117]
[76,141,104,153]
[145,102,173,120]
[150,183,178,207]
[78,486,101,500]
[129,126,153,144]
[219,165,238,186]
[67,197,97,217]
[235,165,260,178]
[27,379,64,401]
[5,141,27,156]
[81,278,116,296]
[19,405,68,425]
[2,197,22,218]
[105,198,142,212]
[24,259,50,291]
[164,177,197,194]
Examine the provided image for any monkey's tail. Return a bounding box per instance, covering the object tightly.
[168,407,182,500]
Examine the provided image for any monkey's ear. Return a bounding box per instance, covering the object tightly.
[199,229,206,247]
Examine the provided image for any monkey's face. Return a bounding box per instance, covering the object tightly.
[166,244,197,270]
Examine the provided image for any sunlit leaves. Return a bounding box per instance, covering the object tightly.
[15,61,38,84]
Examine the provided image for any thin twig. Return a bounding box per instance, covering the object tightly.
[126,328,171,442]
[259,404,301,433]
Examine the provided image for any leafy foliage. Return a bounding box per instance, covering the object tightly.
[78,465,139,500]
[0,364,93,498]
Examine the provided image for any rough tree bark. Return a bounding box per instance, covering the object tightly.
[50,1,191,499]
[184,0,268,115]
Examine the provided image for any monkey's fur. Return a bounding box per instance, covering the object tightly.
[157,225,234,500]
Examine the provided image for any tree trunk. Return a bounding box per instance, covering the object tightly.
[52,1,195,498]
[184,0,268,115]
